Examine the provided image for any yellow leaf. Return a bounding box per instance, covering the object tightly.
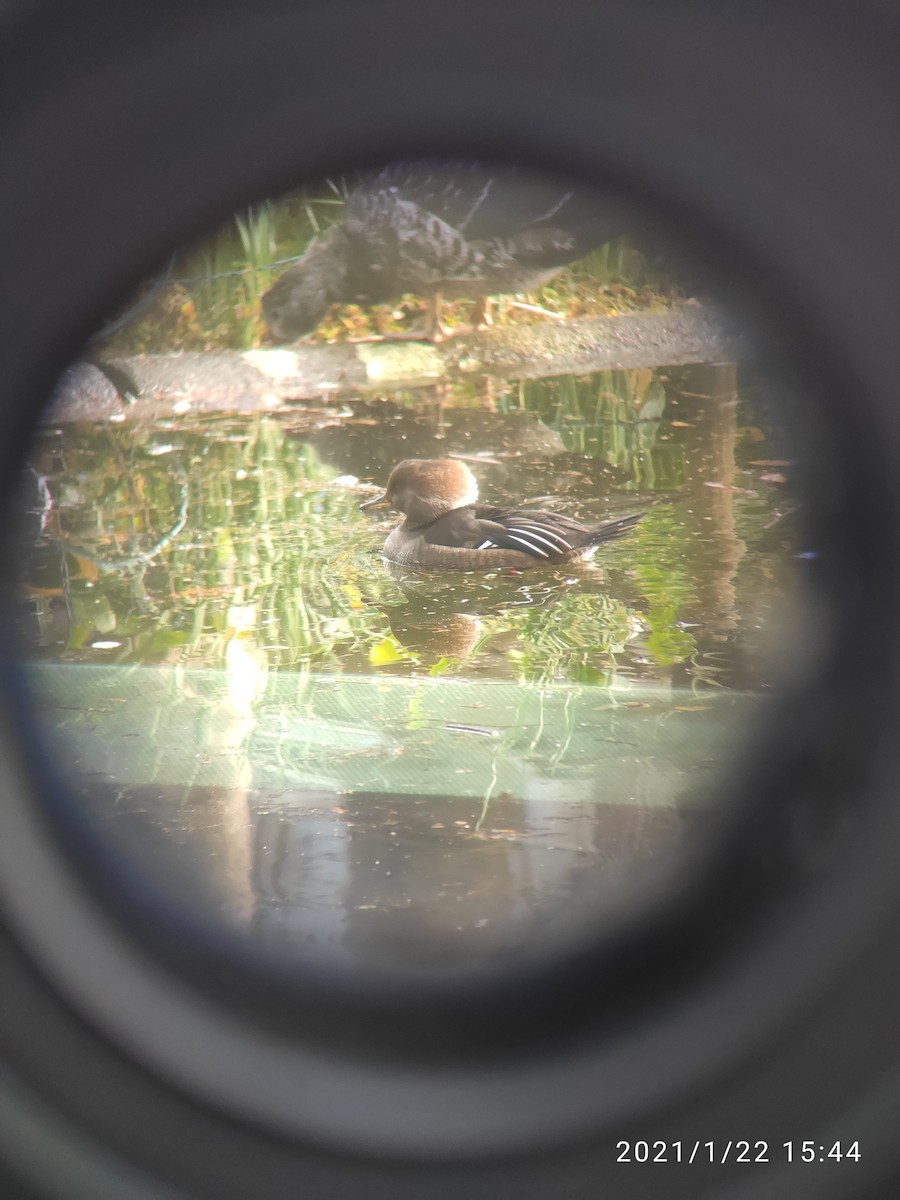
[368,637,408,666]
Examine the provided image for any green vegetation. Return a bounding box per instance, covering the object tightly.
[515,369,684,491]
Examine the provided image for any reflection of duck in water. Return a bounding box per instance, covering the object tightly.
[262,163,622,341]
[361,458,642,570]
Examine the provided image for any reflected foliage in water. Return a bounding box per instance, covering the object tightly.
[22,364,795,691]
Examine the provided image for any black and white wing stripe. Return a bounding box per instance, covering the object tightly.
[472,513,576,560]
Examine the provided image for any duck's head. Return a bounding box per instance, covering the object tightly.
[262,233,345,343]
[360,459,479,527]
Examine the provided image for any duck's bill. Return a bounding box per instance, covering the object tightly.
[360,492,390,511]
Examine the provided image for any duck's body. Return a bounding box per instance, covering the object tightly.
[361,459,642,570]
[262,163,623,342]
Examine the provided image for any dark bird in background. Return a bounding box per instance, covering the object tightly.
[262,163,625,342]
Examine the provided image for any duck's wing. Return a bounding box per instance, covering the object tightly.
[419,506,563,560]
[473,506,643,558]
[466,506,586,560]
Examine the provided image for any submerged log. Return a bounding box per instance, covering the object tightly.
[45,306,741,423]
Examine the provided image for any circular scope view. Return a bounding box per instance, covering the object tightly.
[15,162,808,975]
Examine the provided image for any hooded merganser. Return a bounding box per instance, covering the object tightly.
[360,458,642,570]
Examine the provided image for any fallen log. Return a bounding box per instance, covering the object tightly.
[44,305,741,424]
